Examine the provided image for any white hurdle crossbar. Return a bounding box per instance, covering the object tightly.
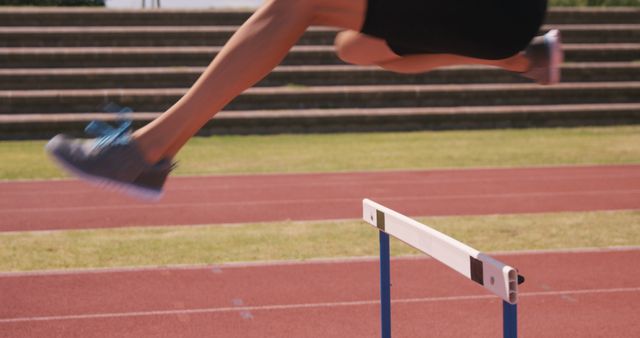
[362,199,523,338]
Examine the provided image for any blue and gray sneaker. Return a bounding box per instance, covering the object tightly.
[45,120,174,201]
[522,29,563,85]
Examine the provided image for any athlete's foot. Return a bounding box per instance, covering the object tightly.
[521,29,563,85]
[45,121,175,201]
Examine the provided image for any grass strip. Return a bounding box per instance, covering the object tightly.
[1,210,638,272]
[1,126,639,180]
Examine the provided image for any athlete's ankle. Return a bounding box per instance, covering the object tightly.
[129,134,165,165]
[503,52,530,73]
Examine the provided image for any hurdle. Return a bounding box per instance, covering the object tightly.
[362,199,524,338]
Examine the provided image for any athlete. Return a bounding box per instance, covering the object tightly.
[46,0,563,200]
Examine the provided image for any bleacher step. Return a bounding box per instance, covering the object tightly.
[1,24,638,47]
[0,6,637,137]
[2,103,638,138]
[1,63,639,90]
[0,7,637,26]
[2,82,638,114]
[2,44,638,68]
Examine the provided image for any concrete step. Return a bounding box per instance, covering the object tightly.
[2,103,639,139]
[1,63,638,90]
[1,82,638,114]
[0,26,337,47]
[1,24,638,47]
[546,7,639,25]
[0,7,637,137]
[0,7,253,27]
[554,24,640,44]
[565,43,640,62]
[0,45,338,68]
[0,7,637,27]
[1,44,638,69]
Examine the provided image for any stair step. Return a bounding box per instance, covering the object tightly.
[565,43,640,62]
[546,7,639,25]
[0,45,337,68]
[552,24,640,44]
[0,8,253,27]
[1,44,638,68]
[1,24,638,47]
[0,26,336,47]
[0,7,637,27]
[0,7,638,137]
[2,103,638,139]
[1,82,638,114]
[1,63,639,90]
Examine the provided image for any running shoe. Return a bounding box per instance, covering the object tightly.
[45,120,174,201]
[522,29,563,85]
[132,158,175,198]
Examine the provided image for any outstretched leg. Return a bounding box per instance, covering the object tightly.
[46,0,559,200]
[46,0,368,200]
[133,0,368,164]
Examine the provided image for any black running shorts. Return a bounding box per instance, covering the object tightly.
[360,0,547,60]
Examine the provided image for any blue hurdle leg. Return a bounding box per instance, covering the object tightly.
[503,301,517,338]
[379,231,392,338]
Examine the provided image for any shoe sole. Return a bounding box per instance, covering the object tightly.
[45,145,163,201]
[546,29,564,85]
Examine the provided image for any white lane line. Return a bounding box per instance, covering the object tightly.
[1,287,639,324]
[2,189,640,214]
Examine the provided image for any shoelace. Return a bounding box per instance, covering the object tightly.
[85,119,179,172]
[85,120,132,148]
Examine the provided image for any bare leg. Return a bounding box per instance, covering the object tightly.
[45,1,557,201]
[133,0,367,163]
[380,52,530,74]
[334,30,530,74]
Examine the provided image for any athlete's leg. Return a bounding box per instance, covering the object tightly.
[45,0,556,200]
[133,0,368,163]
[334,30,530,74]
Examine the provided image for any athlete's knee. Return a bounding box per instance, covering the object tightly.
[335,31,372,65]
[334,31,398,66]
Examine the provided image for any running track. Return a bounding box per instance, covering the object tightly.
[1,164,639,231]
[1,165,639,337]
[1,249,639,337]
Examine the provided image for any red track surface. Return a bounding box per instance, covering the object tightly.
[1,164,639,231]
[1,165,639,337]
[1,248,639,338]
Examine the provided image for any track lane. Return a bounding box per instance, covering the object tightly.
[1,164,639,231]
[1,249,639,337]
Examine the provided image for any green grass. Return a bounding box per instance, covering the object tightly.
[3,126,639,180]
[1,210,638,272]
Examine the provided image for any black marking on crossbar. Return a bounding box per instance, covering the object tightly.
[518,274,526,285]
[376,210,385,231]
[470,257,484,285]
